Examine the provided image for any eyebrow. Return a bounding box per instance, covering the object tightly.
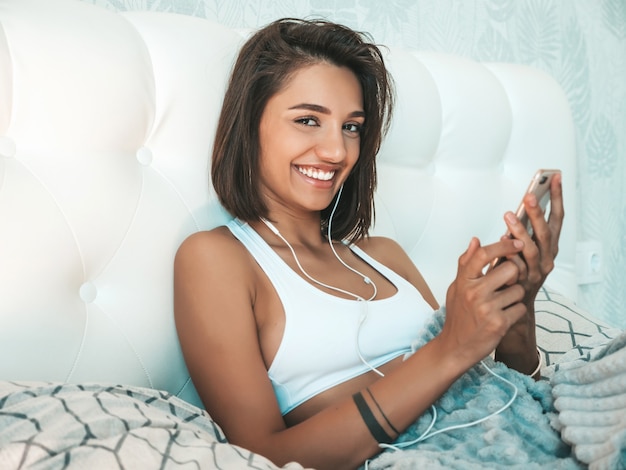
[288,103,365,118]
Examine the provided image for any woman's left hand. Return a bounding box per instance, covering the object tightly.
[494,173,564,373]
[507,172,564,304]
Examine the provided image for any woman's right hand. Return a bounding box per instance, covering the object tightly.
[438,237,527,367]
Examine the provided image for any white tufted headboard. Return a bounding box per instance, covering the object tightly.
[0,0,576,408]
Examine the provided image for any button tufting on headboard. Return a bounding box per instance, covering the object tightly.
[136,147,153,166]
[79,281,98,304]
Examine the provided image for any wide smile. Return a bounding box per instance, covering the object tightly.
[295,165,336,182]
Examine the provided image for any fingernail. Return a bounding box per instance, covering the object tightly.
[527,194,538,207]
[505,212,517,224]
[513,239,524,249]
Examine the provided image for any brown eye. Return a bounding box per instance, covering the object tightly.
[343,123,362,135]
[295,117,319,127]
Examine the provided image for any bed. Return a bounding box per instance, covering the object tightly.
[0,0,620,468]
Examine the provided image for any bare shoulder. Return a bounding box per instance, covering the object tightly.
[173,225,257,329]
[176,225,243,262]
[175,226,252,281]
[357,235,439,309]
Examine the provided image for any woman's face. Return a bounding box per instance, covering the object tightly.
[258,62,364,216]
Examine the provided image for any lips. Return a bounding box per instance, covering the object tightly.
[296,165,336,181]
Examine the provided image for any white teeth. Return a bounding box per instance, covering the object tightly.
[297,166,335,181]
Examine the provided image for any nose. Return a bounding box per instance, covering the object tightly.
[315,126,347,163]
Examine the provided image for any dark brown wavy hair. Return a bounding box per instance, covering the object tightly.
[211,18,394,242]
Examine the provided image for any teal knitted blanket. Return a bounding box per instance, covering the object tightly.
[365,308,626,470]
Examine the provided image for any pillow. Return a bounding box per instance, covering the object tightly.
[534,286,621,368]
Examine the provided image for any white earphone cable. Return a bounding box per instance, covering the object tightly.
[260,184,377,302]
[326,185,377,301]
[378,359,518,451]
[261,217,369,301]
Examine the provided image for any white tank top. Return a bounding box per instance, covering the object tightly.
[227,218,433,415]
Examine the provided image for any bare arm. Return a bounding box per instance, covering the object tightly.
[174,229,528,470]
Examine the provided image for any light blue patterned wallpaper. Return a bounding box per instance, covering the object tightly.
[84,0,626,328]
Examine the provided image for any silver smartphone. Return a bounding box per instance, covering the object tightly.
[488,169,561,272]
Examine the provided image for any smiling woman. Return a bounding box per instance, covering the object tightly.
[174,17,573,470]
[257,63,364,211]
[3,1,625,468]
[209,19,393,243]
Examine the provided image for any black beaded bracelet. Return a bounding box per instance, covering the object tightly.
[353,391,394,444]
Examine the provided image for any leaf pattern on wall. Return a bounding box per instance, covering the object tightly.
[203,1,246,26]
[559,16,591,137]
[485,0,516,23]
[310,0,359,28]
[516,0,559,67]
[475,1,516,64]
[416,1,477,56]
[604,206,626,321]
[241,0,310,29]
[358,0,416,45]
[477,23,514,62]
[603,0,626,40]
[95,0,162,13]
[93,0,207,16]
[586,116,618,179]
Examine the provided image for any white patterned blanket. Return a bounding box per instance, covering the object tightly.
[0,382,305,470]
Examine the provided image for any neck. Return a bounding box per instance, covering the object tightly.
[252,213,326,249]
[256,216,377,302]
